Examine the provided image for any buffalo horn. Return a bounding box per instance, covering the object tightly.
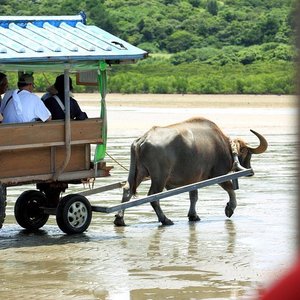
[248,129,268,154]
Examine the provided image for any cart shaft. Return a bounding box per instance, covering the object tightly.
[91,169,252,214]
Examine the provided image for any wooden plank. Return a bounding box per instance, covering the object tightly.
[1,168,111,186]
[0,144,89,178]
[0,118,102,151]
[0,148,52,178]
[0,139,103,151]
[56,144,90,172]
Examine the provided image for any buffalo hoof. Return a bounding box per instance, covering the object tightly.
[114,216,126,227]
[225,204,234,218]
[161,217,174,226]
[189,215,201,222]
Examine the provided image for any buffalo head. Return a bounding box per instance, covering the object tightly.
[231,130,268,175]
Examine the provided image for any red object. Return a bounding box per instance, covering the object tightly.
[259,258,300,299]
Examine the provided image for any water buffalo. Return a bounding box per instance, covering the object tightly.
[114,117,268,226]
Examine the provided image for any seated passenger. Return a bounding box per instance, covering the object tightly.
[0,72,8,122]
[44,75,88,120]
[0,72,8,102]
[0,74,51,124]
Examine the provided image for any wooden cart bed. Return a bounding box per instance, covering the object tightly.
[0,118,111,186]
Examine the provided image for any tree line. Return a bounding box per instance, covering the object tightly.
[0,0,297,94]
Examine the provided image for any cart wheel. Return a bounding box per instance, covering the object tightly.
[14,190,49,230]
[56,194,92,234]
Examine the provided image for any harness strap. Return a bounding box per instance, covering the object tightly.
[230,139,238,155]
[53,95,65,113]
[2,89,21,112]
[230,139,247,172]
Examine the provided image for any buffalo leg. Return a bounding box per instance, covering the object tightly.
[149,182,173,226]
[150,199,174,225]
[188,189,201,222]
[114,183,132,227]
[220,181,236,218]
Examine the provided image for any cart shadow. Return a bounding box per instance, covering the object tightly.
[0,225,122,250]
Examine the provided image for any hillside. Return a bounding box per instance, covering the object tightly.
[104,0,294,53]
[0,0,297,94]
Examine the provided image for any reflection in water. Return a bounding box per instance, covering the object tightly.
[126,220,250,300]
[188,223,199,257]
[0,108,297,300]
[225,219,236,254]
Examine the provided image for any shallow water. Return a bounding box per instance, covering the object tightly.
[0,105,298,300]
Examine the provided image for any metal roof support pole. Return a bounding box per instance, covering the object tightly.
[53,67,71,181]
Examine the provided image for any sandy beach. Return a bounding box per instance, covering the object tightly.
[72,93,298,136]
[75,93,297,108]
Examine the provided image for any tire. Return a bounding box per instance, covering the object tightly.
[56,194,92,234]
[14,190,49,230]
[0,184,7,229]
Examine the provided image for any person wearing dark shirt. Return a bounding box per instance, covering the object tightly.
[0,72,8,102]
[44,74,88,120]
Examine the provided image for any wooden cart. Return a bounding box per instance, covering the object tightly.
[0,13,147,234]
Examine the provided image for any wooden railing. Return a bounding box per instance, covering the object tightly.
[0,118,106,185]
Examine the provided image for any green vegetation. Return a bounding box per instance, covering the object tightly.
[108,60,294,94]
[0,0,297,94]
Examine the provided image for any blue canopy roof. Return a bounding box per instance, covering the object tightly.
[0,13,147,72]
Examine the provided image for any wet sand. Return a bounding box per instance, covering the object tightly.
[0,94,298,300]
[78,93,297,136]
[76,93,296,108]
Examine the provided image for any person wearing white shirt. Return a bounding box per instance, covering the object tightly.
[0,73,51,124]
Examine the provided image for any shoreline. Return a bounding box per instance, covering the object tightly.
[74,94,297,135]
[72,93,297,109]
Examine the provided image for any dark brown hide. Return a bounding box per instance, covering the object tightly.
[132,118,232,192]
